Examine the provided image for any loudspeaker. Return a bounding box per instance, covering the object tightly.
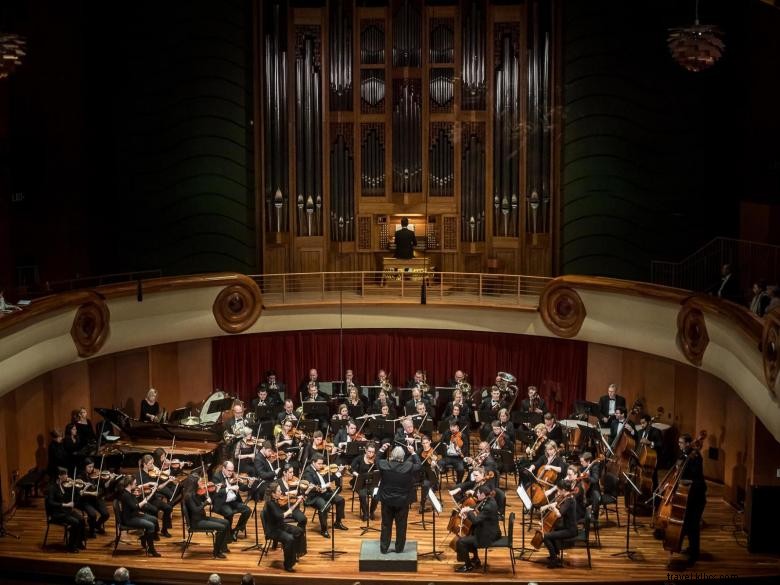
[745,485,780,553]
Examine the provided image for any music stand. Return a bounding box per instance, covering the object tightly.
[356,470,381,535]
[417,488,444,560]
[296,419,318,435]
[419,419,434,437]
[331,418,350,433]
[477,408,495,425]
[318,487,347,559]
[514,484,535,561]
[345,440,366,460]
[611,471,641,560]
[396,388,414,405]
[434,386,454,404]
[207,397,233,416]
[330,381,346,397]
[241,479,267,552]
[361,385,382,404]
[254,405,272,423]
[303,400,329,422]
[514,411,542,429]
[256,420,276,440]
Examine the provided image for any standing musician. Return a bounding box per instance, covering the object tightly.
[543,412,564,446]
[675,433,707,565]
[298,368,320,395]
[140,388,162,422]
[345,386,366,418]
[480,387,505,419]
[637,414,663,489]
[578,452,602,521]
[46,467,87,552]
[258,370,285,407]
[76,458,109,537]
[278,464,309,555]
[277,400,299,425]
[376,444,422,554]
[63,423,83,470]
[302,454,348,537]
[520,386,546,415]
[136,454,174,537]
[440,417,468,483]
[118,475,161,556]
[609,406,636,448]
[263,481,306,573]
[181,474,230,558]
[598,383,627,428]
[73,407,97,446]
[540,473,578,568]
[454,485,500,573]
[211,461,252,542]
[350,441,380,521]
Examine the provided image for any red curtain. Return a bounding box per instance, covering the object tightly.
[213,329,587,419]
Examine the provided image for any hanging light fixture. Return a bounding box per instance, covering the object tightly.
[667,0,724,73]
[0,31,26,80]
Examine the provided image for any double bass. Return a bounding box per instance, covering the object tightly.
[654,430,706,554]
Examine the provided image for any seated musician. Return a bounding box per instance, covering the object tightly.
[418,435,440,511]
[300,431,337,466]
[449,369,467,387]
[334,419,364,465]
[263,481,305,572]
[277,400,299,425]
[137,454,174,537]
[579,452,602,521]
[637,414,663,489]
[443,388,472,426]
[235,427,259,468]
[211,460,252,541]
[520,385,546,415]
[345,386,366,418]
[344,369,359,395]
[46,467,87,552]
[275,418,301,463]
[440,417,468,483]
[543,412,564,446]
[254,441,282,486]
[181,474,230,558]
[609,406,635,448]
[350,441,380,520]
[250,386,275,414]
[376,368,391,386]
[454,485,500,573]
[140,388,161,422]
[527,440,566,488]
[465,440,499,478]
[487,418,514,470]
[407,369,426,390]
[517,423,548,468]
[393,417,421,455]
[224,401,251,447]
[404,387,430,417]
[303,380,329,434]
[410,400,430,429]
[540,473,578,568]
[298,368,320,395]
[449,465,496,503]
[76,458,109,537]
[118,475,160,556]
[598,383,627,428]
[480,386,505,419]
[301,454,348,538]
[370,404,396,444]
[372,389,396,417]
[278,463,308,555]
[258,370,285,407]
[448,403,470,431]
[332,403,351,422]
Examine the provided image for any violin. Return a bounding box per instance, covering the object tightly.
[168,459,193,470]
[196,481,220,496]
[267,451,288,462]
[88,470,119,481]
[62,478,90,490]
[451,430,464,449]
[354,432,366,441]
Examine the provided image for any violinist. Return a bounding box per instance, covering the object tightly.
[333,419,362,465]
[543,412,564,446]
[276,418,301,462]
[345,386,366,419]
[300,431,337,465]
[609,406,635,449]
[637,414,663,489]
[440,417,468,483]
[118,475,161,556]
[137,455,174,537]
[479,387,505,420]
[410,400,430,430]
[350,442,380,521]
[540,473,578,568]
[76,458,109,537]
[520,385,546,415]
[464,441,499,477]
[454,485,500,573]
[211,461,252,542]
[301,454,347,538]
[279,463,309,548]
[254,441,281,485]
[578,452,602,522]
[489,412,515,455]
[234,427,259,467]
[45,467,87,552]
[418,435,440,511]
[675,433,707,565]
[182,474,230,558]
[140,388,161,422]
[393,417,421,456]
[376,444,422,554]
[448,466,496,503]
[263,481,305,572]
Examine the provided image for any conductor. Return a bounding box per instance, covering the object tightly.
[394,217,417,260]
[377,444,422,554]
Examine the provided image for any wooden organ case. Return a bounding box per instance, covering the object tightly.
[256,0,559,276]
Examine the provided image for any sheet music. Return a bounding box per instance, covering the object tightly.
[516,484,532,511]
[428,488,443,514]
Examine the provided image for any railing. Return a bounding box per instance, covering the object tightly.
[251,271,551,308]
[651,237,780,296]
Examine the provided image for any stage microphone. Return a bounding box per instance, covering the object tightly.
[136,279,143,302]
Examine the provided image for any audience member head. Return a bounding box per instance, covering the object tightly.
[113,567,130,584]
[74,566,95,585]
[207,574,222,585]
[240,575,255,585]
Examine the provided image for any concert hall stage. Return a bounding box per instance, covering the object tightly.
[1,483,778,585]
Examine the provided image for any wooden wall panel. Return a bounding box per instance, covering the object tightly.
[50,362,91,430]
[178,340,214,408]
[89,356,117,411]
[753,418,780,486]
[585,343,622,402]
[673,364,698,443]
[149,343,181,413]
[0,392,18,507]
[112,351,150,419]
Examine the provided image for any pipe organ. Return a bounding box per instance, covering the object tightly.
[258,0,557,275]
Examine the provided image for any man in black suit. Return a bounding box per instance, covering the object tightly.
[258,370,285,406]
[677,433,707,565]
[301,454,347,537]
[404,387,431,416]
[298,368,320,395]
[519,385,546,415]
[609,406,635,449]
[636,414,663,489]
[211,460,251,541]
[710,263,741,304]
[376,444,422,553]
[454,485,500,572]
[394,217,417,260]
[598,383,627,427]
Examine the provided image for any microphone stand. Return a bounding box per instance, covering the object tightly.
[319,487,347,559]
[611,471,641,560]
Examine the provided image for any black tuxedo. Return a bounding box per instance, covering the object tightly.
[598,394,627,425]
[519,397,547,413]
[455,496,500,563]
[394,226,417,259]
[210,470,250,534]
[404,397,430,417]
[301,464,345,531]
[264,498,304,570]
[377,455,422,552]
[609,418,636,448]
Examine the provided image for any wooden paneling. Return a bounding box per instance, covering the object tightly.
[112,351,151,419]
[177,340,214,409]
[585,343,622,402]
[149,344,181,414]
[50,362,90,429]
[296,247,324,273]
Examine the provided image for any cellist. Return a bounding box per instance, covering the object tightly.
[453,485,500,573]
[527,440,565,477]
[539,470,578,568]
[676,433,706,565]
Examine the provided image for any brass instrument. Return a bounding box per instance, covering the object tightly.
[380,374,392,393]
[456,374,471,394]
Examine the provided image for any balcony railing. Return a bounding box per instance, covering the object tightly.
[251,271,551,308]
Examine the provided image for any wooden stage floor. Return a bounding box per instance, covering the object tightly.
[1,481,778,585]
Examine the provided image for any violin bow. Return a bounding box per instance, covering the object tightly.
[96,454,106,496]
[70,466,77,504]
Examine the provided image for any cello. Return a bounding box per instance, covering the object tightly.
[531,490,574,549]
[654,430,706,554]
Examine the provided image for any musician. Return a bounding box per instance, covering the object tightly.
[303,381,329,434]
[46,467,87,552]
[407,369,427,390]
[279,463,309,545]
[375,369,391,387]
[277,400,299,424]
[275,418,301,461]
[343,369,359,396]
[443,388,472,425]
[372,389,396,417]
[73,407,97,446]
[224,401,251,446]
[250,387,275,415]
[393,417,420,454]
[404,387,431,417]
[487,419,514,468]
[465,441,499,478]
[394,216,417,259]
[609,406,635,448]
[136,454,174,537]
[258,370,285,407]
[677,433,707,565]
[234,427,258,468]
[528,440,565,477]
[47,429,69,479]
[495,409,516,449]
[181,474,230,558]
[579,452,602,521]
[263,481,305,572]
[520,423,548,466]
[334,419,363,465]
[302,454,348,537]
[441,417,468,483]
[118,475,161,556]
[345,386,366,418]
[63,423,83,469]
[350,442,380,520]
[449,369,467,387]
[140,388,161,422]
[300,431,337,466]
[520,386,546,415]
[449,465,497,503]
[254,441,281,485]
[480,386,505,417]
[598,383,627,427]
[376,444,422,554]
[76,458,109,537]
[541,481,578,568]
[637,414,663,489]
[298,368,319,395]
[454,485,500,573]
[543,412,564,446]
[418,434,440,510]
[211,461,252,541]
